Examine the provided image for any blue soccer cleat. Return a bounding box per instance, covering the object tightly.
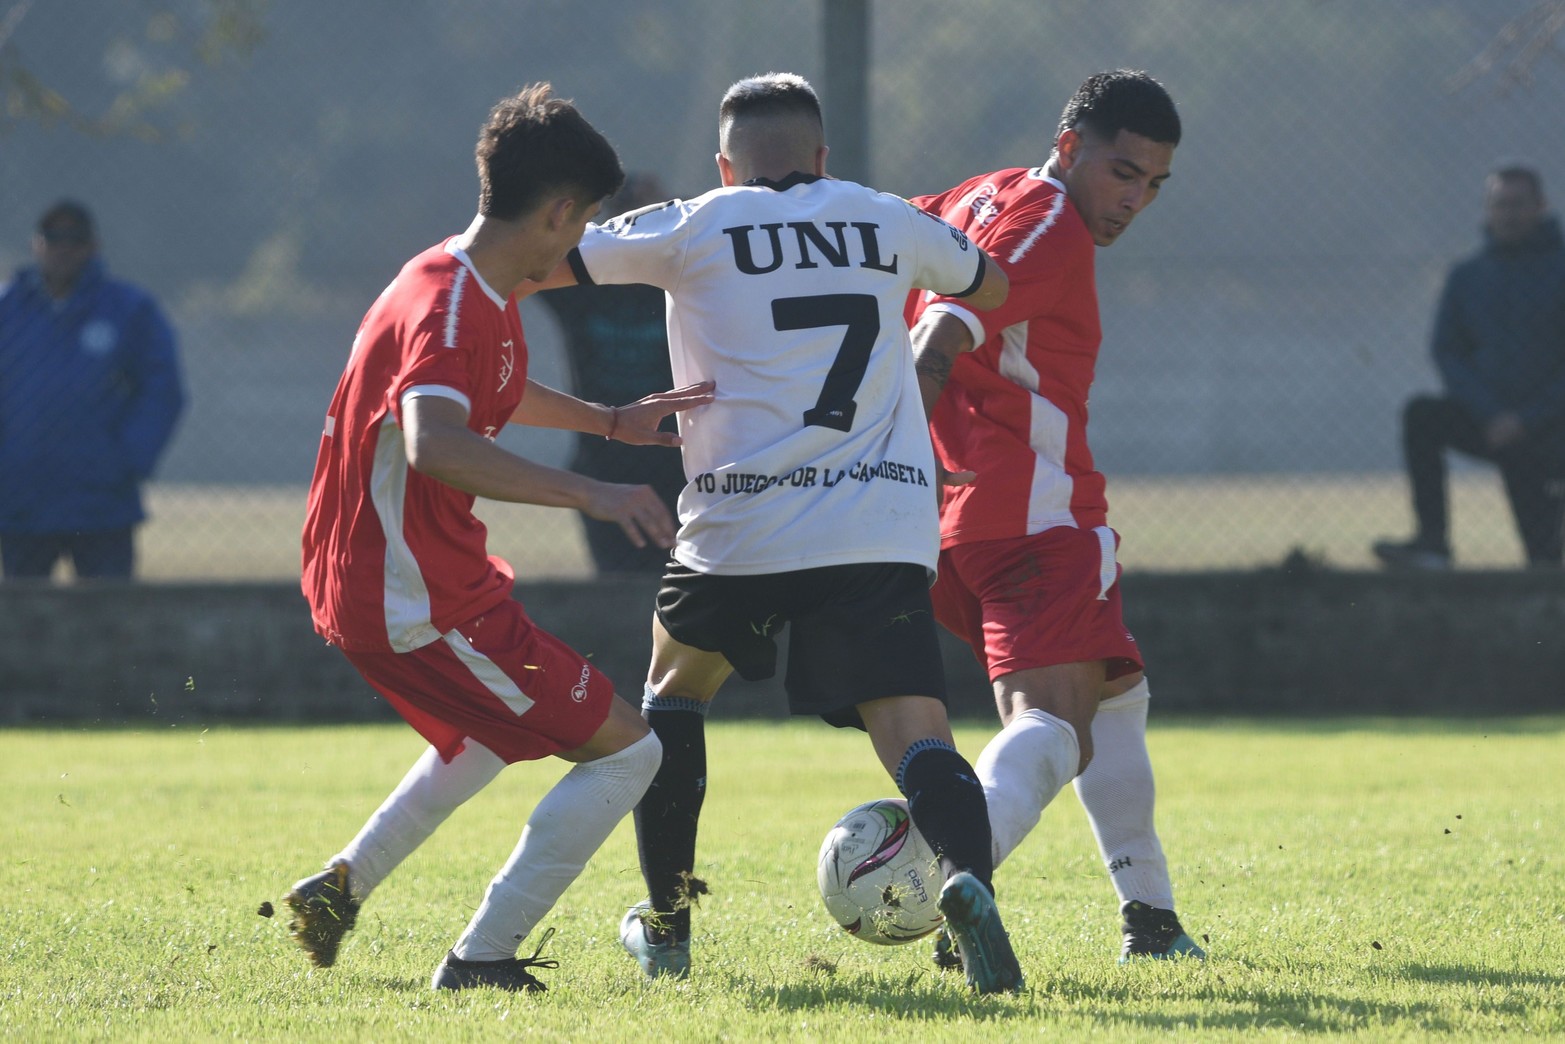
[620,900,691,980]
[936,872,1025,994]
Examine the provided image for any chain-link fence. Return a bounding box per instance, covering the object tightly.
[4,0,1564,580]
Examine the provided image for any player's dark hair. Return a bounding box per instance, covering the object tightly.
[719,73,822,131]
[1056,70,1181,147]
[1492,165,1544,200]
[475,83,624,220]
[38,199,95,238]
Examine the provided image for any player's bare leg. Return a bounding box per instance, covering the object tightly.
[620,616,732,979]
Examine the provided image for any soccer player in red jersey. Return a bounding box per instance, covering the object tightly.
[284,84,714,993]
[908,70,1205,962]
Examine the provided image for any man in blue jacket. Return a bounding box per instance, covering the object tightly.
[1374,167,1565,570]
[0,201,185,580]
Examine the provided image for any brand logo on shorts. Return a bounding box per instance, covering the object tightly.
[570,663,591,703]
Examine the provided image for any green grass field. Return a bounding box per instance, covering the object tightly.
[3,718,1561,1041]
[133,470,1530,582]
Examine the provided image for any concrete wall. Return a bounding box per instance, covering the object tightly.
[2,571,1561,724]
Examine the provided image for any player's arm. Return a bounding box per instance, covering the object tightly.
[508,377,714,445]
[514,256,579,299]
[523,198,685,298]
[904,201,1009,313]
[910,311,977,421]
[962,249,1008,312]
[402,393,676,548]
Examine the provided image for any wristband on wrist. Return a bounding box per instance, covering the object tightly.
[605,405,620,441]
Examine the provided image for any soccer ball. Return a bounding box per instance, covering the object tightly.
[816,798,943,945]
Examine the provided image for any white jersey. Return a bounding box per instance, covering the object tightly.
[569,172,988,575]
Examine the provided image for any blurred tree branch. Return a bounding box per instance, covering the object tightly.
[1447,0,1565,95]
[0,0,264,138]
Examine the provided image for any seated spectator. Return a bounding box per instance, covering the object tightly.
[1374,166,1565,570]
[0,201,185,581]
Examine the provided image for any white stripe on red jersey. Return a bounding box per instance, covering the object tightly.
[302,240,527,652]
[910,168,1108,546]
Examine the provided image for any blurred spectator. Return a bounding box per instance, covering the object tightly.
[1374,167,1565,570]
[541,172,685,574]
[0,201,185,581]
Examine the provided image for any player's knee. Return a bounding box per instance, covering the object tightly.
[646,660,727,705]
[1076,734,1095,777]
[608,729,663,788]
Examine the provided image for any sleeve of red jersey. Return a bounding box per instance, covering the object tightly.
[916,196,1074,350]
[385,315,475,428]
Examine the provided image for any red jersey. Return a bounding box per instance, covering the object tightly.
[302,241,528,652]
[910,167,1106,545]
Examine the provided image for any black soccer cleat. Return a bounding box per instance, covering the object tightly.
[930,926,963,971]
[1119,900,1206,962]
[431,932,560,992]
[284,861,360,968]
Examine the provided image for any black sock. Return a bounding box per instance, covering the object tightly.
[634,692,708,939]
[896,740,995,894]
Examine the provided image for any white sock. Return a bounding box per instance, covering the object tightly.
[976,708,1080,868]
[335,740,506,900]
[1072,678,1175,910]
[452,731,662,961]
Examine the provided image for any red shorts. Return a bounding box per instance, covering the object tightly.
[931,526,1143,683]
[343,598,614,764]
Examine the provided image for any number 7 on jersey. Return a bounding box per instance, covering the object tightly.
[772,293,880,433]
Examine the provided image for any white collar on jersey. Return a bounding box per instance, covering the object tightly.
[443,240,509,308]
[742,171,824,192]
[1026,167,1068,193]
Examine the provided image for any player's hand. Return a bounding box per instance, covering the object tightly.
[939,463,975,487]
[608,381,716,446]
[934,460,972,507]
[582,480,679,549]
[1485,411,1524,450]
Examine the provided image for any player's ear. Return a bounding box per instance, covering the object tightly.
[1055,128,1083,172]
[717,152,737,187]
[543,195,577,231]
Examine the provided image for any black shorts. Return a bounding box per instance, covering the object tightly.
[655,561,948,729]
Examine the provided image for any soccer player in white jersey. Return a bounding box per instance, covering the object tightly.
[283,85,713,993]
[908,70,1204,965]
[543,73,1022,993]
